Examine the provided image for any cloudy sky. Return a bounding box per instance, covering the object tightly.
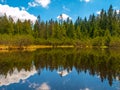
[0,0,120,22]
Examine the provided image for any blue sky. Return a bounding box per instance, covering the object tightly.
[0,0,120,22]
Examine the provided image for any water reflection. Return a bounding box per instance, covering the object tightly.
[37,82,50,90]
[0,66,36,86]
[57,69,71,77]
[0,48,120,89]
[34,48,120,86]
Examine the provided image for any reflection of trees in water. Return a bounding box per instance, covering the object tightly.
[0,51,34,76]
[34,49,120,86]
[0,49,120,86]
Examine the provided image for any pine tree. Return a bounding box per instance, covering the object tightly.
[107,5,114,35]
[33,20,39,38]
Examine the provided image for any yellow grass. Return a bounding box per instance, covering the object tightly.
[0,45,110,53]
[56,45,74,48]
[27,45,53,49]
[100,46,108,48]
[0,45,75,52]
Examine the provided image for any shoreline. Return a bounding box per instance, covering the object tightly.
[0,45,75,51]
[0,45,119,52]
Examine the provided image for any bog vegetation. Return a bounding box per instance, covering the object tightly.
[0,5,120,48]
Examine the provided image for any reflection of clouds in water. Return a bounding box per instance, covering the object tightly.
[36,83,50,90]
[80,88,90,90]
[27,81,50,90]
[21,79,26,84]
[29,82,39,89]
[116,76,119,81]
[57,69,71,77]
[0,66,36,86]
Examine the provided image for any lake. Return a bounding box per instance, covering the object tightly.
[0,48,120,90]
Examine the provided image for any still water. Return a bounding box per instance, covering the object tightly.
[0,48,120,90]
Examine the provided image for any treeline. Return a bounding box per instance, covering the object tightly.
[0,5,120,47]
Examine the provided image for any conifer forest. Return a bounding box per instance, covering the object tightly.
[0,5,120,48]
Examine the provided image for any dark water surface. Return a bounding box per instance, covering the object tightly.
[0,48,120,90]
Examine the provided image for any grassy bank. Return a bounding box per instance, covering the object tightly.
[0,44,111,51]
[0,45,75,51]
[0,35,120,50]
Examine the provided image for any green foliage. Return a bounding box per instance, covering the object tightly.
[13,35,34,47]
[0,34,34,47]
[0,5,120,47]
[110,36,120,47]
[92,37,104,46]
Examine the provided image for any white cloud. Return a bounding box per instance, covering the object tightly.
[85,0,90,2]
[116,10,120,14]
[37,83,50,90]
[80,0,90,3]
[57,13,72,21]
[63,5,70,12]
[96,10,101,15]
[35,0,51,8]
[28,2,38,7]
[0,4,37,23]
[113,7,120,14]
[28,0,51,8]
